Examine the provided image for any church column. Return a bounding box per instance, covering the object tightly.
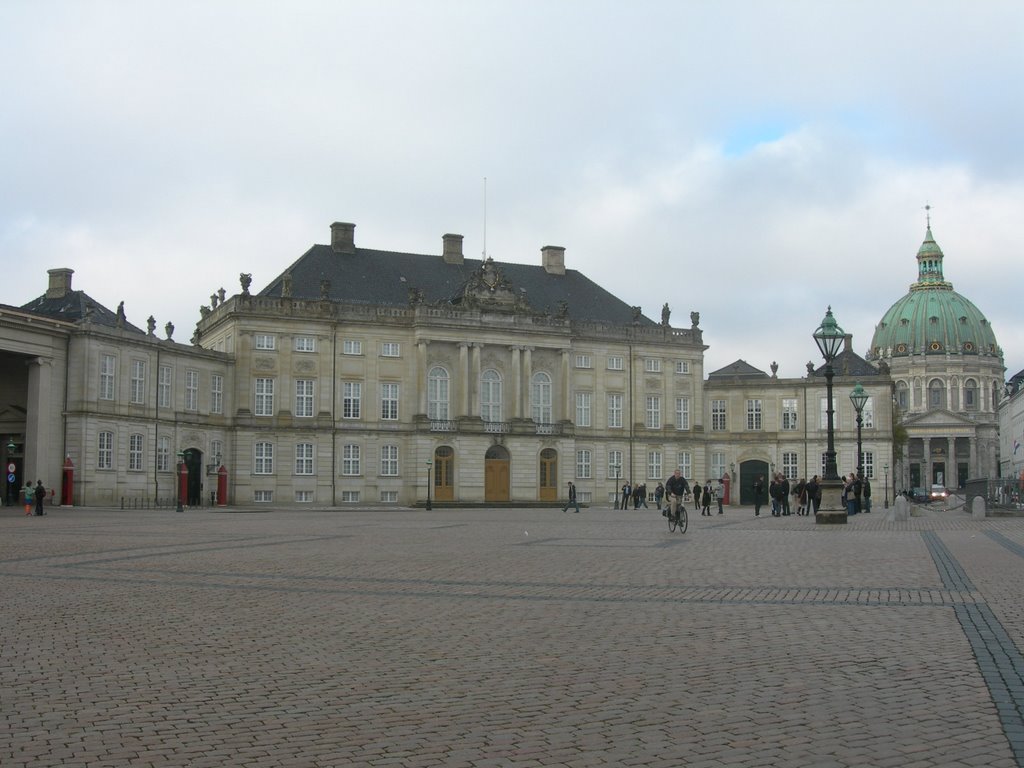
[458,343,470,417]
[969,437,978,479]
[417,341,428,415]
[24,356,53,486]
[471,343,482,417]
[511,347,522,419]
[947,379,955,411]
[922,437,931,487]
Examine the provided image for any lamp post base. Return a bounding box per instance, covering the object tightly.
[814,478,848,525]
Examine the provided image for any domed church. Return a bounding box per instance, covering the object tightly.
[868,214,1003,492]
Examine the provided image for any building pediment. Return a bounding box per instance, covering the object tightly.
[901,408,975,430]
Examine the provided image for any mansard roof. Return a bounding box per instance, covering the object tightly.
[258,243,658,327]
[707,359,770,380]
[810,347,880,378]
[19,291,146,335]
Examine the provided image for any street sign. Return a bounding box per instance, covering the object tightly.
[7,473,15,483]
[6,462,14,474]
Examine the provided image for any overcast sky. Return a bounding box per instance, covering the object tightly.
[3,1,1022,378]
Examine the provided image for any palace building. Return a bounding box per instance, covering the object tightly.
[0,218,1003,508]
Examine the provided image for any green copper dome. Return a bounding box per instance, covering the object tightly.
[869,225,1001,360]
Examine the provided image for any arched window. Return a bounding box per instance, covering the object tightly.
[481,369,502,422]
[427,366,450,420]
[531,371,552,424]
[895,381,910,410]
[963,379,978,411]
[928,378,946,410]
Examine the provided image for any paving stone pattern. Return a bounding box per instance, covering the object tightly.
[3,505,1024,767]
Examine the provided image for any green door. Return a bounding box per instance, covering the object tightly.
[739,460,769,505]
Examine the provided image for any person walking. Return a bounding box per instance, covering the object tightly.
[34,480,46,515]
[654,482,665,512]
[562,481,580,513]
[853,473,864,514]
[621,481,631,510]
[863,476,872,513]
[716,478,724,514]
[780,474,791,516]
[636,483,649,508]
[701,481,712,516]
[693,480,702,512]
[23,481,34,516]
[753,475,764,516]
[807,475,822,514]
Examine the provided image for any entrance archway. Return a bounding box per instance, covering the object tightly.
[739,459,769,505]
[485,444,510,502]
[539,448,557,501]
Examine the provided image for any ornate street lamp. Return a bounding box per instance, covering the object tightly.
[883,463,890,509]
[175,451,185,513]
[425,459,433,511]
[849,381,868,478]
[813,306,846,523]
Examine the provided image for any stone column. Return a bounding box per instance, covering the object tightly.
[511,347,522,419]
[561,349,571,422]
[523,347,533,419]
[969,437,978,480]
[458,343,470,417]
[417,341,428,415]
[471,343,482,416]
[24,356,53,486]
[923,436,931,487]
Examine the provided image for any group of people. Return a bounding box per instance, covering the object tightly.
[841,472,872,514]
[619,481,651,509]
[753,473,821,517]
[654,470,723,518]
[21,480,47,516]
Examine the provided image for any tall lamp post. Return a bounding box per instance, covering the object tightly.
[849,382,867,479]
[813,306,847,523]
[175,451,185,513]
[611,463,621,509]
[883,463,890,509]
[425,459,433,511]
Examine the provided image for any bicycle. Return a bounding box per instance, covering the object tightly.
[667,495,688,533]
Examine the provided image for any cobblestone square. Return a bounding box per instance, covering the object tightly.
[3,504,1024,767]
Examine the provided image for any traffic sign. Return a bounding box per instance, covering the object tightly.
[6,462,14,474]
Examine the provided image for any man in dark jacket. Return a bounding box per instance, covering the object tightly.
[665,470,689,521]
[562,481,580,513]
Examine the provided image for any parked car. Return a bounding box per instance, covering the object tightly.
[910,487,930,503]
[930,484,949,501]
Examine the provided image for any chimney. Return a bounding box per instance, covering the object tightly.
[46,268,74,299]
[442,233,464,264]
[844,333,853,353]
[330,221,355,253]
[541,245,566,275]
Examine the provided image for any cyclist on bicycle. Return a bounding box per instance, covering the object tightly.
[665,469,690,522]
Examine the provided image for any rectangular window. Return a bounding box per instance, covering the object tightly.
[210,439,223,466]
[157,436,170,472]
[677,451,691,479]
[130,360,146,404]
[294,336,315,352]
[712,400,727,431]
[343,339,363,355]
[645,395,661,429]
[711,452,726,481]
[254,334,275,350]
[295,379,314,418]
[675,397,690,430]
[98,431,113,469]
[99,354,116,401]
[644,358,661,373]
[129,433,144,471]
[863,451,875,479]
[343,382,362,419]
[783,452,798,479]
[211,374,223,415]
[380,490,399,503]
[746,399,762,431]
[863,397,875,429]
[575,392,592,427]
[675,360,690,375]
[380,383,399,420]
[342,444,361,475]
[576,449,592,479]
[428,369,449,420]
[607,355,624,371]
[295,490,314,503]
[254,442,274,474]
[341,490,360,503]
[380,342,400,357]
[648,450,662,480]
[185,370,199,411]
[380,445,399,476]
[782,399,798,431]
[608,450,623,479]
[158,365,172,408]
[254,378,275,416]
[295,443,314,475]
[607,394,623,429]
[254,490,273,503]
[575,354,592,368]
